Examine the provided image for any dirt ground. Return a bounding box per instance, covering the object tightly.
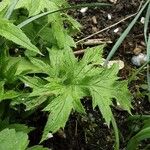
[28,0,150,149]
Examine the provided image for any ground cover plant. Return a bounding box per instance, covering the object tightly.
[0,0,150,150]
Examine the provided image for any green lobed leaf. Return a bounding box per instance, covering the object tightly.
[21,45,132,143]
[0,18,41,54]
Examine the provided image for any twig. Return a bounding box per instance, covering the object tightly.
[74,49,85,55]
[76,13,137,44]
[83,38,112,45]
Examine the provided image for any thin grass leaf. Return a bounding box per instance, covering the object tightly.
[4,0,19,19]
[128,62,148,83]
[127,127,150,150]
[144,2,150,44]
[104,0,150,66]
[17,3,111,28]
[147,34,150,101]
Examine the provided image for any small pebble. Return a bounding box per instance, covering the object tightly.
[140,41,146,46]
[92,16,97,24]
[47,133,53,139]
[80,7,88,14]
[101,59,124,70]
[107,14,112,20]
[133,47,142,55]
[109,0,117,4]
[140,17,145,24]
[131,53,147,66]
[24,83,29,87]
[92,26,98,32]
[113,28,119,33]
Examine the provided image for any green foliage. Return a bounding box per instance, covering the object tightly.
[127,115,150,150]
[0,0,132,149]
[0,18,40,54]
[0,122,34,133]
[0,81,19,101]
[0,128,28,150]
[19,45,132,142]
[0,128,48,150]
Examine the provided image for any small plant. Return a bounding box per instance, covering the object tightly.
[19,45,132,143]
[0,0,132,149]
[127,115,150,150]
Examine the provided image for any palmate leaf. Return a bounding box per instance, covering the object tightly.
[0,18,40,54]
[21,45,132,142]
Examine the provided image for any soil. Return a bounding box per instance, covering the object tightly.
[28,0,150,149]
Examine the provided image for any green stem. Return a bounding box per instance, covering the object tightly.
[111,115,119,150]
[147,34,150,101]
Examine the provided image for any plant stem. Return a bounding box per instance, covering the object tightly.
[111,115,119,150]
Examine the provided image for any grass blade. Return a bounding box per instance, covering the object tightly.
[128,62,148,83]
[4,0,19,19]
[147,34,150,101]
[144,2,150,44]
[104,0,150,66]
[17,3,111,28]
[127,127,150,150]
